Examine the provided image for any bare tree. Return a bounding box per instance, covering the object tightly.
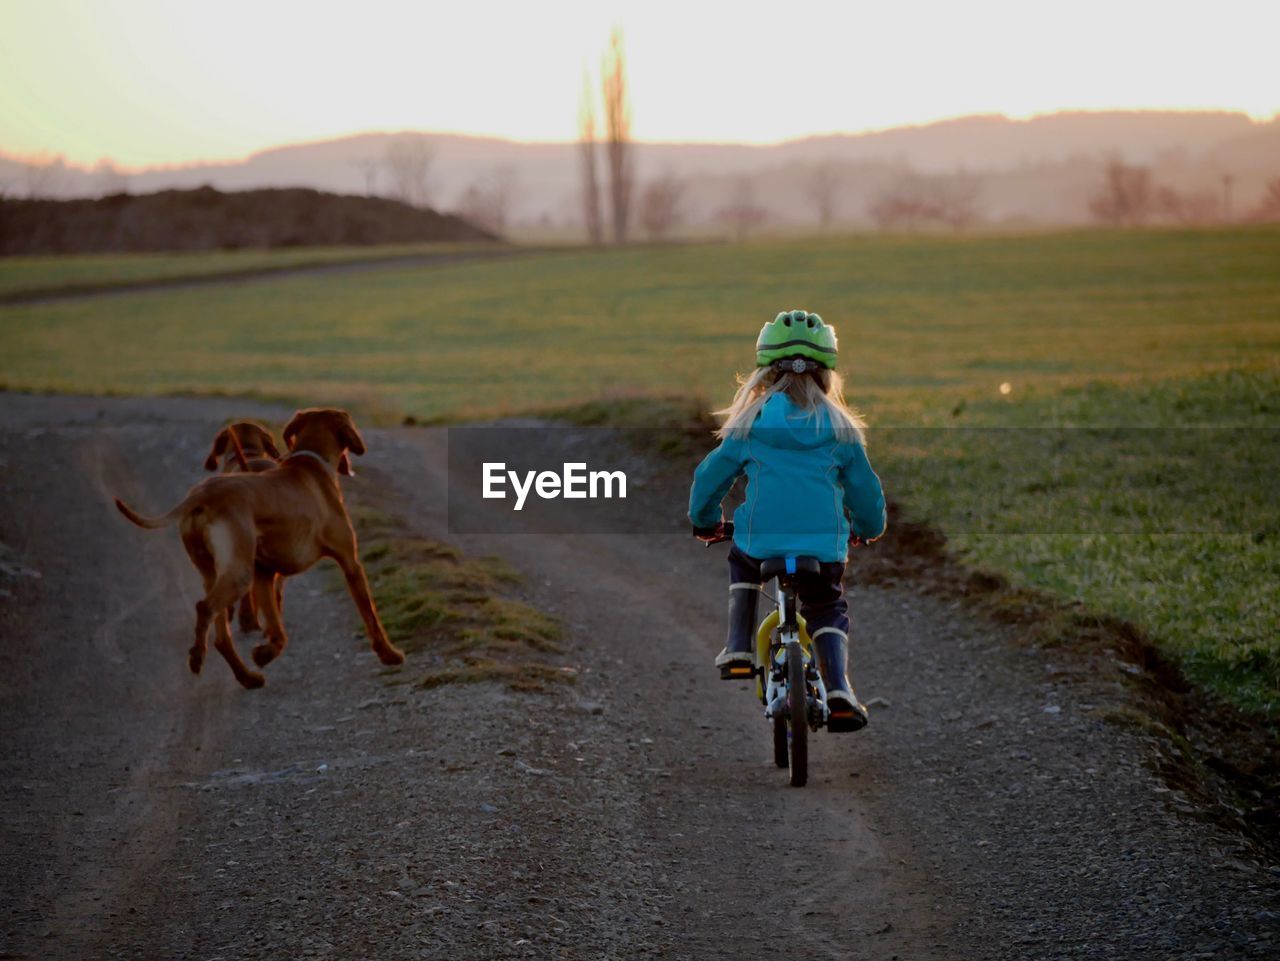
[92,158,129,196]
[1089,159,1152,226]
[805,160,841,230]
[384,139,433,207]
[639,172,685,240]
[1245,176,1280,223]
[1154,186,1218,225]
[601,28,632,244]
[457,166,519,236]
[351,157,380,196]
[935,172,983,230]
[868,174,928,230]
[22,152,65,198]
[867,171,982,231]
[578,67,604,245]
[718,176,767,242]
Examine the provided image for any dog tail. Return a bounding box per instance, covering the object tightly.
[114,496,185,530]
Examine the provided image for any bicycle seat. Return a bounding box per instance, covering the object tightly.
[760,555,822,581]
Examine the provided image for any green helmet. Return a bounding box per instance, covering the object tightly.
[755,309,838,368]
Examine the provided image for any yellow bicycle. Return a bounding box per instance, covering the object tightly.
[705,524,829,788]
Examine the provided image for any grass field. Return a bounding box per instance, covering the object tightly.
[2,226,1277,711]
[1,228,1274,418]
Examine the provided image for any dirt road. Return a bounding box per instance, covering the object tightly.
[1,394,1277,960]
[0,246,535,306]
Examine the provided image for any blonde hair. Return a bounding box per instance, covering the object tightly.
[715,366,867,445]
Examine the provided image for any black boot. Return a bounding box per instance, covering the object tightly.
[813,628,868,732]
[714,584,759,679]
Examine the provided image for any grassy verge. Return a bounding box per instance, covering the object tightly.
[347,501,571,692]
[874,367,1279,714]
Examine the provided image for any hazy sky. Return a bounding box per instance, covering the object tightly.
[2,0,1276,169]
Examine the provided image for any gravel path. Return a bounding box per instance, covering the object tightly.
[0,246,533,306]
[1,394,1276,960]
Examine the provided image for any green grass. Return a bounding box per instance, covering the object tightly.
[1,226,1277,710]
[0,242,495,299]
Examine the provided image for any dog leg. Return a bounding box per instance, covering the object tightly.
[236,593,260,634]
[213,604,265,689]
[191,600,212,675]
[182,533,217,675]
[335,553,404,665]
[200,533,264,689]
[250,569,289,668]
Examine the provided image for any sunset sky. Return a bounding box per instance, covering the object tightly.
[2,0,1276,170]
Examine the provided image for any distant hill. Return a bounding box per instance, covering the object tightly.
[2,110,1276,230]
[0,186,495,255]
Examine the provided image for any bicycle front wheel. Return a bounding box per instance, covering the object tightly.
[786,643,808,788]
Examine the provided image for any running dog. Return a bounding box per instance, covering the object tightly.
[116,408,403,689]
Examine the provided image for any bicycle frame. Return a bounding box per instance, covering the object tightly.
[754,578,829,727]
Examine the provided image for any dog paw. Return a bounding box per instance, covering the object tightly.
[251,644,279,667]
[239,671,266,689]
[239,619,262,635]
[188,650,205,674]
[377,646,406,666]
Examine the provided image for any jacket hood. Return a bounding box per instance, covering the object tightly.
[753,393,835,450]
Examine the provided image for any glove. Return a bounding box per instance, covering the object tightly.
[693,521,734,544]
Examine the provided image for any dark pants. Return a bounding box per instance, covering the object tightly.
[727,545,849,637]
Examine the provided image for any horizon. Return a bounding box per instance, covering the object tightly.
[4,106,1275,176]
[2,0,1277,170]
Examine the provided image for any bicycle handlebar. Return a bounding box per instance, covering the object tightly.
[696,522,877,550]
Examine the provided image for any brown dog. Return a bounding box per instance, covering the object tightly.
[205,421,281,474]
[205,421,283,633]
[115,408,403,688]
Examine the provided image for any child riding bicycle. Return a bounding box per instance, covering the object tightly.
[689,310,886,732]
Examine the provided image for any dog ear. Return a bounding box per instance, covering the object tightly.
[338,452,355,476]
[261,431,282,460]
[204,427,229,471]
[338,411,367,456]
[282,412,305,451]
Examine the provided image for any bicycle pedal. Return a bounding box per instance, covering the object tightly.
[719,663,756,681]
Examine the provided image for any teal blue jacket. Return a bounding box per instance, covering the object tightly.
[688,394,886,563]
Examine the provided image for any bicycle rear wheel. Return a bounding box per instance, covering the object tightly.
[786,643,808,787]
[772,716,788,768]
